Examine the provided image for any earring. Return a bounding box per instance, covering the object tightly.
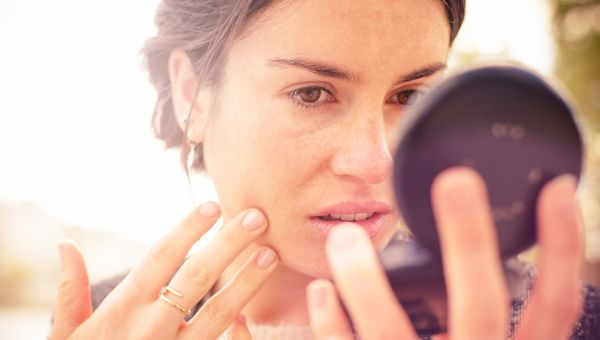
[185,124,195,142]
[187,141,199,171]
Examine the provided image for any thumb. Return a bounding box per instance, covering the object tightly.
[228,314,253,340]
[50,240,93,340]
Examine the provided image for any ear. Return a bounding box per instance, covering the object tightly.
[168,49,212,144]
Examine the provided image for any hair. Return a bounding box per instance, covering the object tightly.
[142,0,466,171]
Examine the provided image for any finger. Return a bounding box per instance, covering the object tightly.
[180,246,278,339]
[326,223,417,339]
[155,208,268,321]
[227,314,253,340]
[49,240,93,340]
[516,175,583,340]
[307,279,355,340]
[431,167,509,340]
[126,202,221,300]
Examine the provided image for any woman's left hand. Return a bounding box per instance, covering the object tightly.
[306,167,584,339]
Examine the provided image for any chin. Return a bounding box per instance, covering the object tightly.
[285,255,335,280]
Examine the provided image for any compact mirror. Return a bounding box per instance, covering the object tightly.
[380,65,584,336]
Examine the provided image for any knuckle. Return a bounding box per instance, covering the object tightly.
[222,228,244,248]
[235,268,254,285]
[57,277,80,306]
[134,318,164,340]
[553,238,580,258]
[233,266,264,289]
[149,239,177,263]
[557,299,580,321]
[456,299,508,336]
[542,289,581,322]
[183,261,212,286]
[471,313,506,336]
[57,276,72,297]
[456,222,493,253]
[135,329,158,340]
[204,301,234,326]
[380,330,407,340]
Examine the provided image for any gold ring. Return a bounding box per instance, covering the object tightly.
[158,286,190,315]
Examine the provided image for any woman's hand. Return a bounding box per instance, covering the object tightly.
[307,167,583,339]
[50,203,277,340]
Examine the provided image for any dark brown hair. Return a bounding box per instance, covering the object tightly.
[142,0,466,170]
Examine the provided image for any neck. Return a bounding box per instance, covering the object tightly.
[217,244,314,326]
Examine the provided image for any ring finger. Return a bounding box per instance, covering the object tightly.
[515,175,583,340]
[124,202,222,301]
[153,208,268,322]
[180,246,279,339]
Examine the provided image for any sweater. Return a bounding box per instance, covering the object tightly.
[90,266,600,339]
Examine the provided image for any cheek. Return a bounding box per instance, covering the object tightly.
[203,97,332,220]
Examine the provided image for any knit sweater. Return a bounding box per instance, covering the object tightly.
[90,267,600,339]
[219,323,316,340]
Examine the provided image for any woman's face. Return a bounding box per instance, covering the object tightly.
[200,0,450,278]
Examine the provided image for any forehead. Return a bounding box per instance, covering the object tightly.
[229,0,450,77]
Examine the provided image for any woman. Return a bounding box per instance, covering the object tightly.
[49,0,599,339]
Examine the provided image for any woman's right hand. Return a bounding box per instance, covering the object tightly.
[49,202,277,340]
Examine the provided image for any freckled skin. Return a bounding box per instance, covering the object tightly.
[200,0,450,279]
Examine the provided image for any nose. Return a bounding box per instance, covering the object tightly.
[330,115,393,185]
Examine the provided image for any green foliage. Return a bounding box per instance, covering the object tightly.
[552,0,600,285]
[552,0,600,132]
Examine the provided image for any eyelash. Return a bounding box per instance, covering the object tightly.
[286,86,424,110]
[286,87,337,110]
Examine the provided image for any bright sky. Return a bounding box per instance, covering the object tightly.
[0,0,554,244]
[451,0,554,74]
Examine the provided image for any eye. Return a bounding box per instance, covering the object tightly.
[297,87,322,103]
[287,86,335,108]
[389,89,424,106]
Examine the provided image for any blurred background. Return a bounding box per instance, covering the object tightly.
[0,0,599,338]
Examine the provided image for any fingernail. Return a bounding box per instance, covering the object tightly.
[199,202,220,217]
[555,174,578,215]
[242,210,265,230]
[308,283,328,309]
[556,174,577,193]
[328,225,360,250]
[256,248,278,268]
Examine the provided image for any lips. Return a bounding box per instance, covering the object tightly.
[310,201,392,238]
[319,212,375,222]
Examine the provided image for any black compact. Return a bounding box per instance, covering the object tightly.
[380,65,584,336]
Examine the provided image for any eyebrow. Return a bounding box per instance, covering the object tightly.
[392,62,447,85]
[268,57,357,81]
[267,57,446,85]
